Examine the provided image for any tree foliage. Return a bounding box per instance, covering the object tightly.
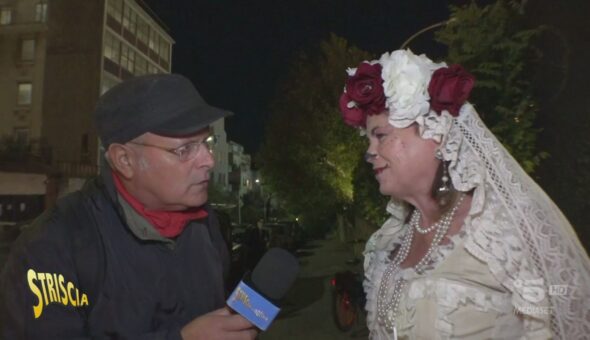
[260,1,549,234]
[435,0,547,172]
[259,34,374,230]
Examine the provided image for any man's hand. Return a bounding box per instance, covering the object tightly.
[180,307,258,340]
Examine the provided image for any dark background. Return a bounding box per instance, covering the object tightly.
[142,0,590,246]
[142,0,455,154]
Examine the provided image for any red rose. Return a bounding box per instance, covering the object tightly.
[428,64,475,116]
[339,62,386,127]
[339,93,366,127]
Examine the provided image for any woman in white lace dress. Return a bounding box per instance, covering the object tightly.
[338,50,590,339]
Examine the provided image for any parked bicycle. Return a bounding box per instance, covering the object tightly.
[330,269,366,333]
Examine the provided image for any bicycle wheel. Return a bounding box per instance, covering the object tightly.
[332,289,358,332]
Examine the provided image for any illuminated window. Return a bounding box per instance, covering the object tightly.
[17,83,33,105]
[135,55,147,75]
[107,0,123,22]
[21,39,36,61]
[148,29,159,51]
[137,20,148,45]
[120,44,135,72]
[0,8,12,25]
[159,39,169,62]
[103,31,120,63]
[122,5,136,33]
[35,2,48,22]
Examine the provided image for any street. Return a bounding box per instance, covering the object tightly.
[260,234,368,340]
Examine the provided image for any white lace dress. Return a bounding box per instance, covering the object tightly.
[363,186,553,340]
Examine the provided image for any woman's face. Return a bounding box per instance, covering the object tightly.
[365,113,440,201]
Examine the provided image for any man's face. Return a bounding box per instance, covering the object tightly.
[127,128,215,211]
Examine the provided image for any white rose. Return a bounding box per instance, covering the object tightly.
[379,50,444,128]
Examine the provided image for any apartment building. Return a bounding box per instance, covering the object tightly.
[211,118,230,190]
[0,0,173,176]
[228,141,253,195]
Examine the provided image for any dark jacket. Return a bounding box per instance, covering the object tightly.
[0,171,229,339]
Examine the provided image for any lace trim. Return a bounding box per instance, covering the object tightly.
[365,103,590,338]
[364,213,470,335]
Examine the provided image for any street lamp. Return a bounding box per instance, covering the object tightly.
[254,178,271,222]
[400,18,456,49]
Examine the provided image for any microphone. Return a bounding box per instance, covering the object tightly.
[226,247,299,331]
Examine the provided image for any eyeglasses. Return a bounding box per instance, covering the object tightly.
[128,135,217,162]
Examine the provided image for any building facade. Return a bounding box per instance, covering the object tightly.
[228,141,253,195]
[211,118,230,190]
[0,0,173,177]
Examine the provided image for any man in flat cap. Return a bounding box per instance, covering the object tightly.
[0,74,257,339]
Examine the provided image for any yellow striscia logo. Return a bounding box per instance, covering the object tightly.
[27,269,89,319]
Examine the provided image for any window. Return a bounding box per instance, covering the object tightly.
[0,8,12,25]
[103,31,120,63]
[135,55,147,75]
[14,128,29,143]
[101,74,120,94]
[120,44,135,72]
[107,0,123,22]
[148,29,159,51]
[122,5,137,34]
[159,39,169,62]
[17,83,33,105]
[35,2,48,22]
[148,63,159,74]
[21,39,36,61]
[137,20,148,45]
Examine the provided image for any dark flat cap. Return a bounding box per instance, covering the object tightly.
[95,73,231,146]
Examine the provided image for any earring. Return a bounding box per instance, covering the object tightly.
[438,162,451,196]
[435,149,452,206]
[364,152,377,162]
[435,149,443,160]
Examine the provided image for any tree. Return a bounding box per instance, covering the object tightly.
[435,0,547,173]
[259,34,374,231]
[240,190,265,225]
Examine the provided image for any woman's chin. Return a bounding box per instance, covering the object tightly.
[378,186,404,201]
[378,185,394,197]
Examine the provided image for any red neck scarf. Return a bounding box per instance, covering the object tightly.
[112,172,208,238]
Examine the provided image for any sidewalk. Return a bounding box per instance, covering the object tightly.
[260,233,367,340]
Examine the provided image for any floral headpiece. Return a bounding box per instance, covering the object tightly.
[339,49,475,142]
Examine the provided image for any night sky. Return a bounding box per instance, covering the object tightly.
[142,0,455,155]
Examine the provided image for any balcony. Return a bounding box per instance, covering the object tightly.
[0,22,47,35]
[56,161,98,178]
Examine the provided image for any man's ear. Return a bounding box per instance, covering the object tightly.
[106,144,135,179]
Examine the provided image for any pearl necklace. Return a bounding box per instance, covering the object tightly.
[376,194,466,335]
[411,194,466,234]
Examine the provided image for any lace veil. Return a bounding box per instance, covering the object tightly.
[436,103,590,338]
